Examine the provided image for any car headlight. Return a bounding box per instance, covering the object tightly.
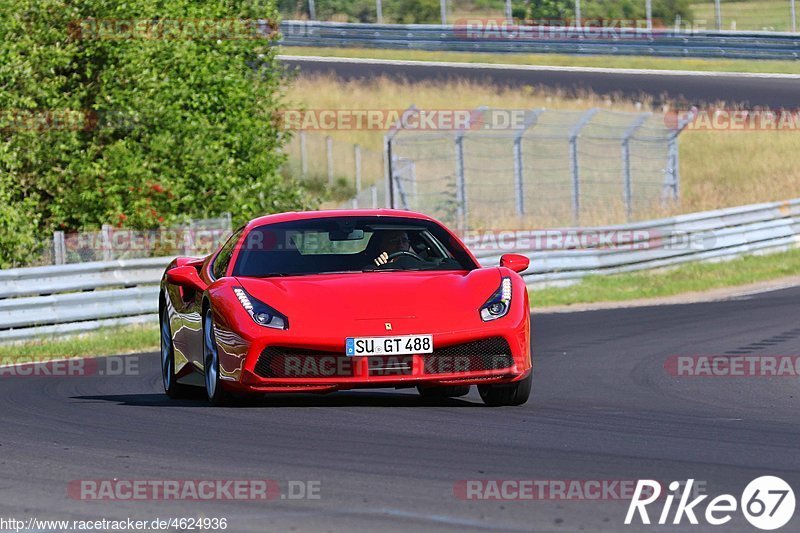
[480,277,512,322]
[233,287,288,329]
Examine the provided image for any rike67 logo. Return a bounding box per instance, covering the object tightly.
[626,477,795,530]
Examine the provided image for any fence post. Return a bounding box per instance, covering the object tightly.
[663,107,696,203]
[512,109,544,217]
[440,0,447,24]
[646,0,653,30]
[376,0,383,23]
[384,105,418,209]
[568,108,599,226]
[354,144,362,194]
[384,135,394,208]
[101,224,113,261]
[621,113,651,222]
[792,0,797,33]
[53,231,66,265]
[308,0,316,20]
[371,185,378,208]
[326,135,333,186]
[715,0,722,30]
[300,131,308,177]
[454,133,466,231]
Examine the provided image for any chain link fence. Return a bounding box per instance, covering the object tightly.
[45,215,232,266]
[384,107,689,229]
[283,131,386,207]
[279,107,690,230]
[279,0,799,32]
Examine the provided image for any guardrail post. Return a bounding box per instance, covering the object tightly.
[53,231,66,265]
[326,135,334,186]
[621,113,651,222]
[300,131,308,178]
[569,108,599,226]
[376,0,383,23]
[715,0,722,30]
[440,0,447,25]
[512,109,544,217]
[371,185,378,208]
[308,0,316,20]
[792,0,797,33]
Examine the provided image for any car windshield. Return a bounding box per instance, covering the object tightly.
[232,216,476,277]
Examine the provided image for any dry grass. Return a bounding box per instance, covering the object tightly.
[285,74,800,225]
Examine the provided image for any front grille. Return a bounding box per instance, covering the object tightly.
[254,337,514,378]
[254,347,354,378]
[422,337,514,375]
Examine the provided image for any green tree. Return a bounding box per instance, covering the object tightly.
[0,0,313,267]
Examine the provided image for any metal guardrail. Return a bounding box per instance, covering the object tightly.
[472,199,800,286]
[0,199,798,341]
[279,21,800,60]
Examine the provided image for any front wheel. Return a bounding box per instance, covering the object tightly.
[161,304,193,399]
[203,308,233,406]
[478,373,531,407]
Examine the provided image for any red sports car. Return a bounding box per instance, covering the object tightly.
[159,209,532,406]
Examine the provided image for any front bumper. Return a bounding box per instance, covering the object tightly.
[216,326,531,394]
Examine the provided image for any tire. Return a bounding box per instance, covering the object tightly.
[417,385,470,398]
[160,304,193,399]
[478,373,532,407]
[203,307,233,406]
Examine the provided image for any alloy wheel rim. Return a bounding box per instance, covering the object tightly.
[160,310,172,391]
[204,310,218,399]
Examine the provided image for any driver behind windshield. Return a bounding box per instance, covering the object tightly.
[373,230,423,267]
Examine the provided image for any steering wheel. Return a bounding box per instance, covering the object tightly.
[387,250,423,262]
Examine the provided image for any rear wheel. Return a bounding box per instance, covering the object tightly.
[161,304,193,399]
[417,385,470,398]
[478,373,531,407]
[203,308,233,406]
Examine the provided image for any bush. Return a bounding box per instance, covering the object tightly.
[0,0,314,267]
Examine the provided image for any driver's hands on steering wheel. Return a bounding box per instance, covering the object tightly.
[374,250,422,266]
[374,251,391,266]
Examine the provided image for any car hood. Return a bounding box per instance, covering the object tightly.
[235,269,502,338]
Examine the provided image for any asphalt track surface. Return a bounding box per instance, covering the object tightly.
[1,286,799,532]
[280,56,800,108]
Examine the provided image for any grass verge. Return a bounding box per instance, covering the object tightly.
[530,248,800,308]
[0,324,159,364]
[280,46,800,75]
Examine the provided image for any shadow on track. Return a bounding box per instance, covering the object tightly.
[71,390,484,408]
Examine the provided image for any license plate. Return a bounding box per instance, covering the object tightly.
[346,335,433,356]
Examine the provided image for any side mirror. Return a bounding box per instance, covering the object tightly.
[500,253,530,274]
[166,265,208,292]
